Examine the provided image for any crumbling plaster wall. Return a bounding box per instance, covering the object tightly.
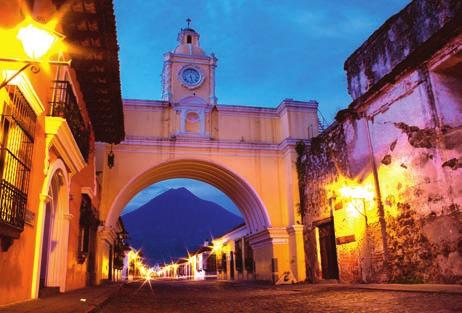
[303,33,462,283]
[345,0,462,100]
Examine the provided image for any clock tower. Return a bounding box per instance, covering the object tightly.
[161,20,218,106]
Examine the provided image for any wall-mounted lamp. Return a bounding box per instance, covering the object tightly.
[0,17,70,90]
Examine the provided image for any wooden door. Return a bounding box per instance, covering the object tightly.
[318,221,339,280]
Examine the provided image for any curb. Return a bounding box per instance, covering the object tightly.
[321,283,462,295]
[85,283,125,313]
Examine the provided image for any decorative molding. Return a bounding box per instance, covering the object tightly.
[39,193,52,204]
[287,224,304,236]
[248,227,289,249]
[161,60,172,101]
[98,226,117,243]
[171,54,211,62]
[123,100,317,118]
[121,135,304,153]
[5,70,45,116]
[81,186,96,199]
[44,116,86,176]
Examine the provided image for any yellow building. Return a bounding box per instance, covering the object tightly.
[96,24,319,283]
[0,0,124,306]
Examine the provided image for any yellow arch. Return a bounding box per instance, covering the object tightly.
[105,159,271,234]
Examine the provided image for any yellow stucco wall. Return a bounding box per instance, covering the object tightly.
[97,98,318,282]
[0,2,99,304]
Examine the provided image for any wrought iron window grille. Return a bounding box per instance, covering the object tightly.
[0,86,36,251]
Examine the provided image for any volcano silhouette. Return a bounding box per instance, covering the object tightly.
[122,187,243,265]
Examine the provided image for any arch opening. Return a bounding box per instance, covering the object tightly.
[106,159,271,235]
[121,178,244,264]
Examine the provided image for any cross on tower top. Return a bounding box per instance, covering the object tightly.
[186,18,191,28]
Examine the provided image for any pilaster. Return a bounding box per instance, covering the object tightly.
[287,224,306,281]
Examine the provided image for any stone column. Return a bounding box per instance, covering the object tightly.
[248,227,290,282]
[288,225,306,282]
[95,226,116,284]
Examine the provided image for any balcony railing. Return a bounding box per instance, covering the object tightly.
[50,80,90,161]
[0,179,26,231]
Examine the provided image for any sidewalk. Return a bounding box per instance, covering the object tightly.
[321,283,462,294]
[0,283,122,313]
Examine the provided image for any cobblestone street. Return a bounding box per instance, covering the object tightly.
[97,280,462,313]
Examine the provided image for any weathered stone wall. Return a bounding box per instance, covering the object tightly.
[345,0,462,100]
[301,124,348,282]
[302,0,462,284]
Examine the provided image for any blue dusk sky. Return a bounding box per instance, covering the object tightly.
[114,0,410,215]
[122,179,241,216]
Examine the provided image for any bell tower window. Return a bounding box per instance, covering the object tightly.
[186,35,192,44]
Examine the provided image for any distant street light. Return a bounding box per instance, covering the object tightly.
[0,17,70,90]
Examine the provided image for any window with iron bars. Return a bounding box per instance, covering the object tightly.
[0,86,36,245]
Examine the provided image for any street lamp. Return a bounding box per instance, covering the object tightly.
[0,18,70,90]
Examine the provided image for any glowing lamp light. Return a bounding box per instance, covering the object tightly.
[212,240,223,254]
[16,23,60,59]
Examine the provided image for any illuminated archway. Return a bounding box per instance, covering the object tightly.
[106,159,271,234]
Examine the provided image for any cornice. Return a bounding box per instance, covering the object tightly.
[98,226,117,243]
[287,224,304,235]
[248,227,289,249]
[122,99,318,116]
[170,53,212,61]
[45,117,86,176]
[121,136,306,153]
[216,224,249,243]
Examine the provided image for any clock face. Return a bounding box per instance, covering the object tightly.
[180,67,203,88]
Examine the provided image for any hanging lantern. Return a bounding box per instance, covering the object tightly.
[108,145,115,169]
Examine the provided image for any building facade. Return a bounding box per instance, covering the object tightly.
[0,0,125,306]
[300,0,462,284]
[159,224,256,282]
[96,24,319,283]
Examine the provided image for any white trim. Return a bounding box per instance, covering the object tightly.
[31,159,70,298]
[4,70,45,115]
[81,186,96,199]
[44,116,86,176]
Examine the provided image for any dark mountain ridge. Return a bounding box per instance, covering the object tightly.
[122,187,243,264]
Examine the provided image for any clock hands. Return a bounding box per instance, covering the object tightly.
[181,67,201,86]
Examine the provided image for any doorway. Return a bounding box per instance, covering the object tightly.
[37,168,69,296]
[39,172,62,295]
[318,221,339,280]
[40,201,54,289]
[230,252,235,280]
